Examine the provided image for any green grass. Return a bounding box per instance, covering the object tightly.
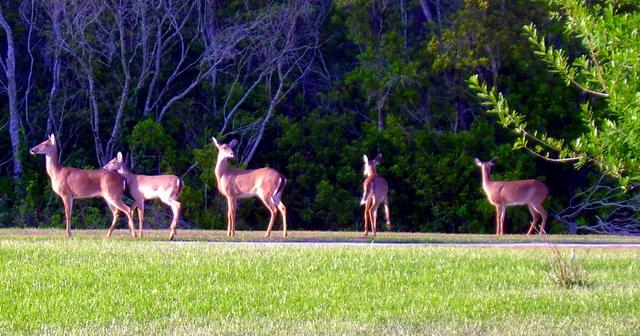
[3,228,640,244]
[0,233,639,335]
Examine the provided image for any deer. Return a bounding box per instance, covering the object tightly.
[211,137,287,238]
[29,134,135,237]
[475,158,549,235]
[360,154,391,236]
[103,152,183,240]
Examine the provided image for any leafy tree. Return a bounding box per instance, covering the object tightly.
[470,0,640,186]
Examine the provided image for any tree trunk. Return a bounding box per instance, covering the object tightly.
[106,7,131,159]
[418,0,434,24]
[243,69,285,165]
[0,6,23,180]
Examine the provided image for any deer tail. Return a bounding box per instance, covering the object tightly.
[173,177,184,199]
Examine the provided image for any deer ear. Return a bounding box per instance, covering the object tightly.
[474,158,482,166]
[489,157,497,165]
[211,136,220,147]
[363,154,369,164]
[49,134,56,145]
[229,139,238,149]
[117,152,123,162]
[374,153,382,164]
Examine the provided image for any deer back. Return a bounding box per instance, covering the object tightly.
[486,179,549,206]
[219,167,283,199]
[363,175,388,203]
[57,167,126,199]
[129,173,182,200]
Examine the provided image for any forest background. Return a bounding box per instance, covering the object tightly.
[0,0,636,234]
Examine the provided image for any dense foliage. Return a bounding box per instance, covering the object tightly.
[0,0,602,233]
[470,0,640,186]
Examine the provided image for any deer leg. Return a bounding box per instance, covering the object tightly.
[371,204,379,236]
[526,205,539,235]
[363,200,370,236]
[107,204,120,238]
[226,198,236,238]
[498,206,506,235]
[135,200,145,238]
[105,197,135,238]
[167,200,181,241]
[61,196,73,237]
[264,202,278,238]
[383,199,391,231]
[494,206,501,235]
[532,203,548,234]
[277,201,288,238]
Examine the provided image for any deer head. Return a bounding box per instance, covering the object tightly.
[474,157,497,173]
[103,152,126,172]
[29,134,57,156]
[363,153,382,177]
[212,137,238,160]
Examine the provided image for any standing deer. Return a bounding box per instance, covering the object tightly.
[211,137,287,238]
[360,154,391,236]
[475,158,549,235]
[103,152,183,240]
[29,134,135,237]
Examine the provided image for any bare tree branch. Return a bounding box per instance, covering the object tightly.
[554,175,640,235]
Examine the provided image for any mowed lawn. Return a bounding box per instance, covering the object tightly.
[0,232,639,335]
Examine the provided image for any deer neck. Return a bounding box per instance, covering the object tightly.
[480,166,494,189]
[45,148,62,180]
[215,155,231,181]
[366,166,377,178]
[118,167,135,181]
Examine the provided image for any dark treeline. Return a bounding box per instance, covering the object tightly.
[0,0,591,233]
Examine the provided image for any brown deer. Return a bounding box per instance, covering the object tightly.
[475,158,549,235]
[211,137,287,238]
[29,134,135,237]
[103,152,183,240]
[360,154,391,236]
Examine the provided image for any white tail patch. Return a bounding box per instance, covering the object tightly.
[271,177,284,204]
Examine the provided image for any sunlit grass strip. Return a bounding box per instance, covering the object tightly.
[0,237,639,335]
[2,229,640,243]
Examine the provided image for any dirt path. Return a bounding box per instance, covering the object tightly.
[2,229,640,248]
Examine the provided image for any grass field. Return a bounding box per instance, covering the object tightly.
[1,230,639,335]
[3,228,640,243]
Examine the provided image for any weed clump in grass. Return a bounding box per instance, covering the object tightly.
[546,247,589,289]
[535,228,590,289]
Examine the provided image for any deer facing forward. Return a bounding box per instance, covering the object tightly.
[475,158,549,235]
[103,152,183,240]
[360,154,391,236]
[212,137,287,238]
[29,134,135,237]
